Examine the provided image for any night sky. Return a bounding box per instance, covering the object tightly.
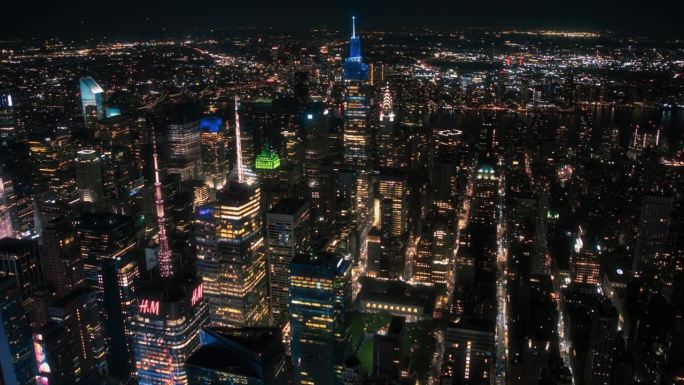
[1,0,683,39]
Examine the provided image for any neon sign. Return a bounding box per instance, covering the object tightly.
[139,299,160,315]
[33,334,50,385]
[191,283,203,306]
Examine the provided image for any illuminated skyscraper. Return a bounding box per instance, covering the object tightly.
[75,212,139,379]
[40,216,83,298]
[0,91,18,146]
[48,288,108,378]
[28,127,77,204]
[342,17,372,268]
[376,170,407,238]
[377,84,396,169]
[343,83,369,168]
[195,98,269,328]
[79,77,105,125]
[289,252,351,385]
[570,234,600,292]
[168,120,203,181]
[343,17,369,82]
[433,129,467,205]
[133,275,206,385]
[342,16,370,167]
[0,174,17,238]
[200,117,228,189]
[266,199,311,323]
[33,322,81,385]
[471,161,498,226]
[0,239,44,309]
[633,195,673,280]
[75,149,105,210]
[531,180,550,275]
[133,133,208,385]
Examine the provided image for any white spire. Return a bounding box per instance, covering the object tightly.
[234,96,244,183]
[152,131,174,278]
[352,16,356,38]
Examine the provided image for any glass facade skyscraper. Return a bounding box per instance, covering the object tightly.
[79,76,105,123]
[289,252,351,385]
[266,199,311,323]
[195,99,269,328]
[132,275,207,385]
[195,178,269,327]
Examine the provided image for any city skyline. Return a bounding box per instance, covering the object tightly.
[0,8,683,385]
[2,0,684,39]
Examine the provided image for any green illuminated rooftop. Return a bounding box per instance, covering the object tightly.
[255,145,281,170]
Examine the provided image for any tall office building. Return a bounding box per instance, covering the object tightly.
[196,98,269,328]
[75,212,140,380]
[33,322,81,385]
[584,301,618,385]
[377,84,397,169]
[289,252,352,385]
[0,278,36,385]
[186,327,288,385]
[442,318,495,385]
[376,170,407,238]
[570,236,600,292]
[266,199,311,323]
[343,85,369,168]
[75,149,106,210]
[413,230,434,284]
[76,212,137,288]
[80,77,105,125]
[531,180,550,275]
[133,134,208,385]
[168,120,203,181]
[133,274,207,385]
[471,161,499,226]
[0,91,18,145]
[94,256,139,379]
[28,127,77,204]
[0,238,44,308]
[0,174,17,238]
[200,117,229,189]
[48,288,108,378]
[633,195,674,279]
[433,129,467,204]
[40,216,83,298]
[342,17,372,265]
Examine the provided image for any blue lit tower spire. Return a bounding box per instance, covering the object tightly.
[344,16,369,81]
[349,16,361,58]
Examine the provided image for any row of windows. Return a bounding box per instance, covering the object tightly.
[364,302,419,313]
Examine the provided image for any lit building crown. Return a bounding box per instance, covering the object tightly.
[255,143,281,170]
[380,84,395,122]
[344,16,369,81]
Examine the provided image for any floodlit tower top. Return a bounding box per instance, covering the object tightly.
[234,96,244,183]
[152,131,174,278]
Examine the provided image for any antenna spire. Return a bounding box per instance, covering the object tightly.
[234,96,244,183]
[152,129,174,278]
[352,16,356,38]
